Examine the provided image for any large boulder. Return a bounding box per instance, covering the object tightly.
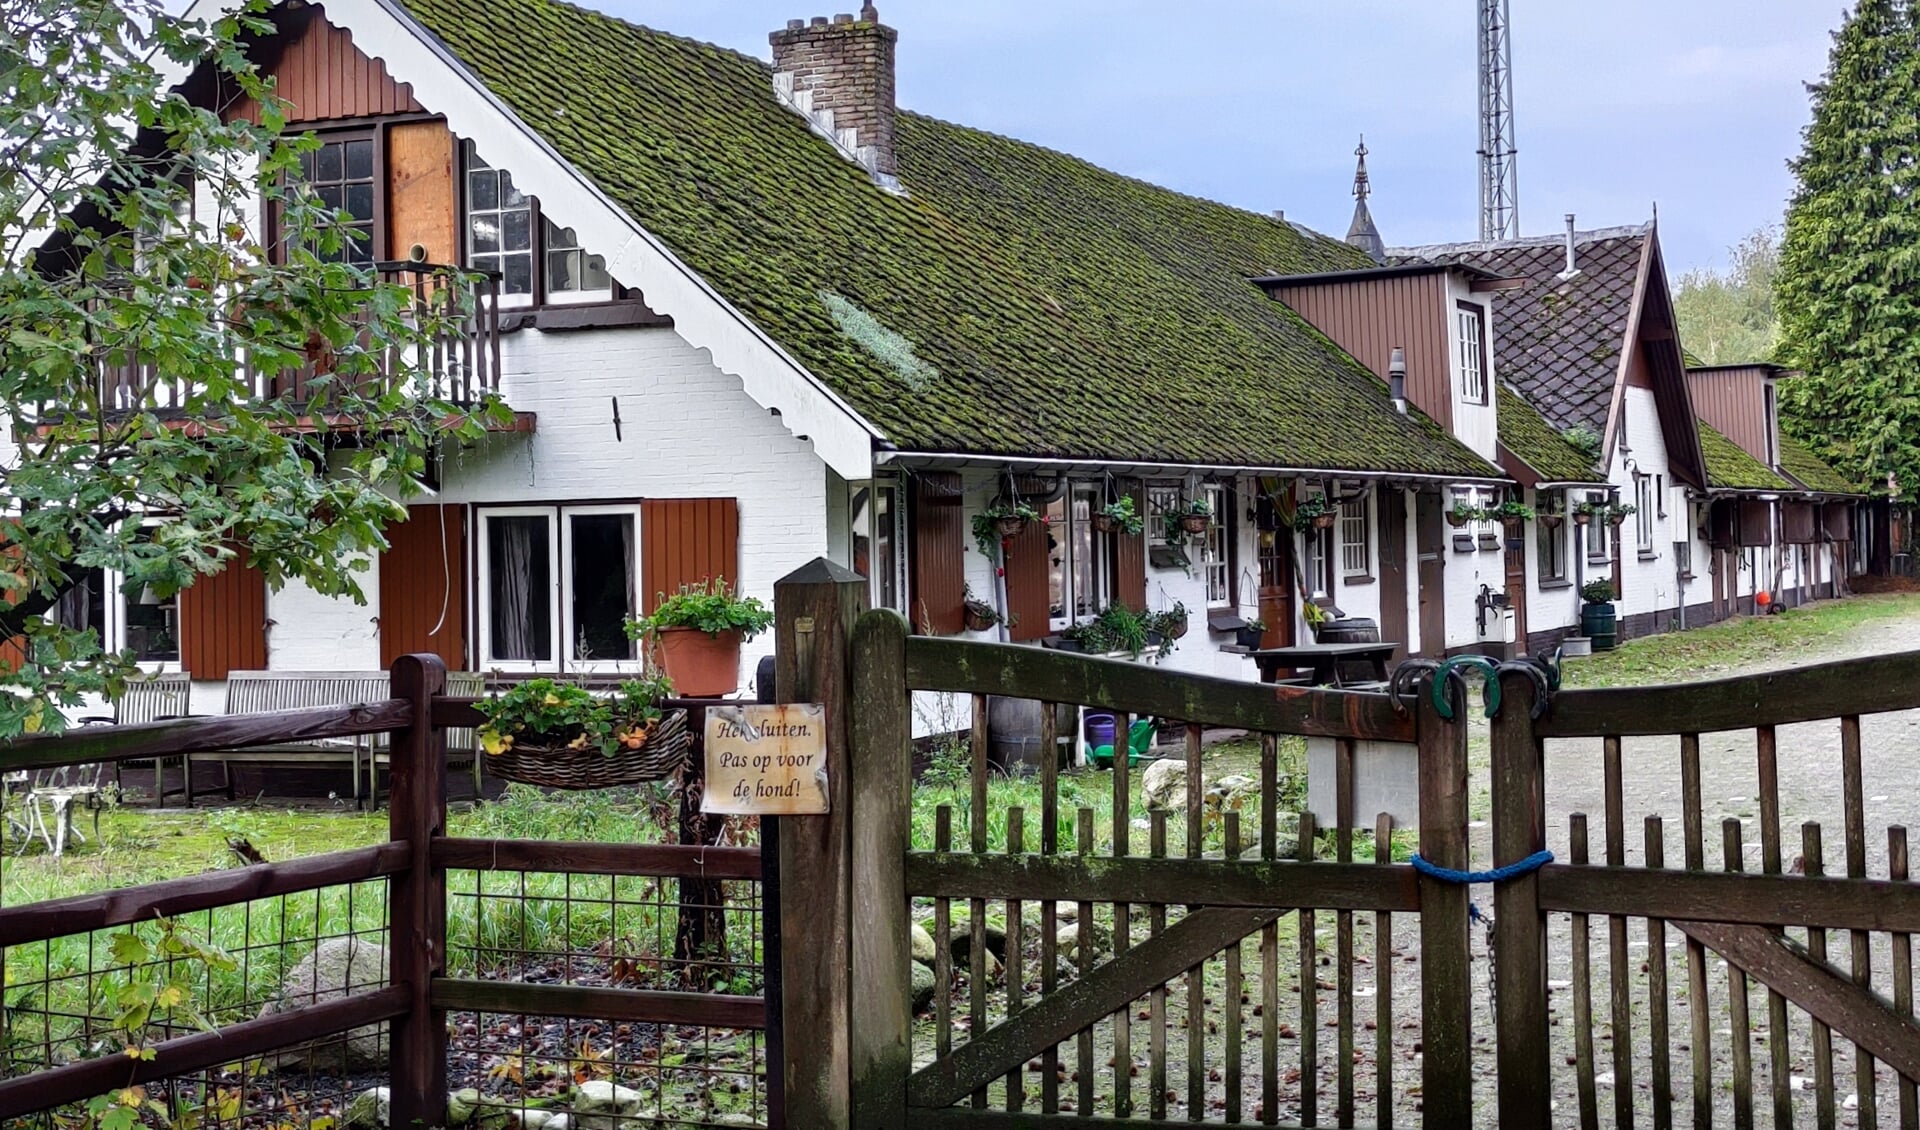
[1142,758,1201,811]
[570,1081,644,1130]
[261,938,390,1073]
[910,923,937,965]
[910,961,937,1013]
[343,1088,389,1129]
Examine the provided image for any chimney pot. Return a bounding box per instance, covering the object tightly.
[832,12,854,24]
[860,3,879,19]
[810,15,829,27]
[787,18,804,29]
[1563,213,1578,275]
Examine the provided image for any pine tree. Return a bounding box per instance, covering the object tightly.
[1775,0,1920,496]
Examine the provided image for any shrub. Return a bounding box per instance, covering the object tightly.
[1580,578,1618,604]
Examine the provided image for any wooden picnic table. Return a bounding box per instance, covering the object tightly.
[1252,641,1399,688]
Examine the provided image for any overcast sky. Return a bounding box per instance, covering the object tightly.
[582,1,1841,277]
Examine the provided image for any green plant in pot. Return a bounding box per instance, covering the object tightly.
[1067,602,1156,659]
[972,500,1041,557]
[1235,617,1267,649]
[962,584,1001,632]
[1494,499,1536,524]
[1608,502,1638,527]
[1572,500,1603,526]
[1155,601,1190,641]
[1092,495,1145,536]
[627,577,773,696]
[1292,494,1335,530]
[1447,500,1488,528]
[475,672,688,788]
[1579,577,1619,652]
[1177,497,1213,534]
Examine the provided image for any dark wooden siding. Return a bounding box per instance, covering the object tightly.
[1003,519,1051,643]
[380,504,466,670]
[1268,274,1453,431]
[180,550,268,680]
[227,7,423,126]
[1781,500,1818,545]
[640,498,739,613]
[1113,480,1147,612]
[910,474,965,635]
[1708,499,1738,550]
[1739,500,1775,547]
[1822,502,1853,542]
[1688,367,1772,466]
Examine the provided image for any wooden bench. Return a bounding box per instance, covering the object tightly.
[83,672,194,805]
[194,671,395,805]
[365,671,487,804]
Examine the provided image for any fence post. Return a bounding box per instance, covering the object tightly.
[388,653,448,1130]
[1416,674,1474,1124]
[1490,668,1551,1124]
[848,609,911,1127]
[773,558,869,1127]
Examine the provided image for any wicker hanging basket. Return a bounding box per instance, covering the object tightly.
[487,709,691,790]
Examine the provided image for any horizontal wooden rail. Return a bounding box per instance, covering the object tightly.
[904,636,1416,741]
[913,1111,1360,1130]
[0,842,410,947]
[905,854,1420,913]
[431,696,722,731]
[431,978,765,1030]
[435,838,762,880]
[0,699,415,774]
[0,985,409,1120]
[1539,650,1920,736]
[1540,865,1920,932]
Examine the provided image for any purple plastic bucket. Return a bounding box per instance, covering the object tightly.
[1084,713,1117,750]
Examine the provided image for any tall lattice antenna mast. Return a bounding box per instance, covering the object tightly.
[1477,0,1519,240]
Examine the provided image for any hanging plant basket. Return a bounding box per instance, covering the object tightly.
[1573,512,1593,527]
[963,600,998,633]
[1178,513,1210,535]
[1091,512,1118,534]
[1447,511,1472,529]
[1609,512,1629,527]
[994,515,1031,539]
[1166,611,1190,639]
[1541,514,1564,530]
[1311,512,1337,530]
[487,711,691,790]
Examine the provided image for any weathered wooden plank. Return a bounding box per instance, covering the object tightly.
[905,853,1420,911]
[905,905,1285,1112]
[1842,714,1881,1128]
[1074,811,1095,1117]
[1603,736,1635,1130]
[0,842,407,947]
[388,654,448,1130]
[935,808,953,1064]
[1722,821,1754,1130]
[1677,919,1920,1083]
[1416,676,1473,1126]
[1226,813,1246,1124]
[1807,823,1839,1130]
[1892,827,1917,1130]
[1571,815,1601,1130]
[1682,733,1712,1130]
[0,986,409,1120]
[911,1109,1369,1130]
[1757,724,1793,1130]
[969,693,989,1112]
[1186,723,1207,1119]
[1373,812,1394,1130]
[849,610,912,1129]
[1336,738,1355,1128]
[1538,865,1920,931]
[1149,812,1169,1120]
[903,636,1416,741]
[1004,808,1025,1113]
[434,839,761,880]
[1111,706,1132,1119]
[1537,650,1920,737]
[1491,669,1551,1126]
[1299,811,1319,1126]
[0,699,414,774]
[431,978,764,1028]
[1646,817,1673,1130]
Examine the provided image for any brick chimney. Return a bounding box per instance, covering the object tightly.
[770,7,899,185]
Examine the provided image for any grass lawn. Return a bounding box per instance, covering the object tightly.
[1559,591,1920,688]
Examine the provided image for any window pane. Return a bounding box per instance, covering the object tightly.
[570,514,636,661]
[544,219,576,250]
[503,251,533,295]
[125,584,179,663]
[472,253,499,275]
[873,486,898,611]
[1072,486,1098,619]
[489,515,552,661]
[1204,484,1229,606]
[1340,498,1368,576]
[314,142,342,184]
[581,255,611,290]
[345,182,375,223]
[53,568,106,641]
[316,184,343,212]
[344,139,373,181]
[470,214,500,254]
[503,209,531,252]
[500,171,525,208]
[1046,496,1068,623]
[468,169,498,212]
[548,248,576,292]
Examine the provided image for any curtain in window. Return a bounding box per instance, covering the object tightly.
[490,516,550,661]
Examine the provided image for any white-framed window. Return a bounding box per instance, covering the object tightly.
[1046,483,1113,631]
[850,479,905,613]
[1456,302,1488,405]
[1586,490,1612,562]
[1202,482,1230,608]
[1145,483,1183,551]
[478,504,642,669]
[1635,474,1655,554]
[1303,525,1333,600]
[1339,495,1370,579]
[1537,490,1568,582]
[1763,382,1780,467]
[464,144,534,299]
[48,565,177,666]
[543,219,612,302]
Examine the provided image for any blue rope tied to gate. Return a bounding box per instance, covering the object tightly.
[1409,850,1554,885]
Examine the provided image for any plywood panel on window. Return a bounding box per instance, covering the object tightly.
[179,550,268,680]
[387,120,456,264]
[380,504,466,670]
[641,499,740,612]
[910,473,965,635]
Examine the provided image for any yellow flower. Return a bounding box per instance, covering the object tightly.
[567,733,590,751]
[479,728,513,756]
[543,693,562,706]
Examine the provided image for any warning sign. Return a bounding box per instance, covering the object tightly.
[701,704,829,815]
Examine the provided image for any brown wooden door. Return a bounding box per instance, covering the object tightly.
[380,503,467,670]
[1255,496,1295,649]
[1377,489,1409,663]
[1414,491,1447,657]
[1504,522,1529,655]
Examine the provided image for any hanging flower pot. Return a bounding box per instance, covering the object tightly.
[994,515,1030,538]
[1311,512,1337,530]
[1541,514,1564,530]
[1179,513,1210,535]
[1573,511,1593,527]
[1447,509,1473,529]
[963,597,999,633]
[1091,512,1118,534]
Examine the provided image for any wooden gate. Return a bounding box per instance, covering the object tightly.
[768,559,1920,1127]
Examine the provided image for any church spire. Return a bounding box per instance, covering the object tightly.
[1346,137,1385,264]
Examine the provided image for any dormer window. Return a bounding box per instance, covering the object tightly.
[462,142,616,307]
[1763,381,1780,467]
[544,220,611,300]
[1455,302,1488,405]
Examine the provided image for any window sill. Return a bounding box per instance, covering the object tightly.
[499,299,674,334]
[1539,579,1574,591]
[1341,574,1375,586]
[1452,535,1476,553]
[1638,551,1660,562]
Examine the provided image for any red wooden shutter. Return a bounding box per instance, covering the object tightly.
[909,474,965,635]
[380,504,467,670]
[179,549,268,679]
[1003,519,1051,642]
[641,498,740,612]
[1114,480,1147,612]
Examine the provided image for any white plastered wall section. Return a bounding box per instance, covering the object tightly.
[1444,277,1500,464]
[1611,386,1685,622]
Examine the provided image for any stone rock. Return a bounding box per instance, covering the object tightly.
[1055,919,1109,957]
[570,1081,644,1130]
[261,938,390,1073]
[946,915,1008,960]
[515,1111,555,1130]
[1056,902,1079,923]
[1142,758,1201,810]
[911,960,938,1013]
[712,1116,764,1128]
[544,1117,570,1130]
[343,1087,389,1129]
[950,934,1001,981]
[447,1089,481,1127]
[910,922,937,964]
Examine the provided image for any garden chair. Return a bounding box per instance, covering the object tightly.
[89,672,192,805]
[20,762,107,857]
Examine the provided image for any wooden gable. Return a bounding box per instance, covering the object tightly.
[225,6,423,127]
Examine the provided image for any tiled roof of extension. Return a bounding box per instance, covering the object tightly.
[1390,227,1651,438]
[1495,385,1603,483]
[1696,419,1791,492]
[1778,434,1865,495]
[392,0,1499,477]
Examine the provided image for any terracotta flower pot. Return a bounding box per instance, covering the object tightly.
[655,627,743,697]
[1311,512,1337,530]
[1179,513,1210,534]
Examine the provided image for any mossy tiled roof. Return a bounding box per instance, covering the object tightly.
[1496,386,1603,483]
[392,0,1497,476]
[1697,419,1790,491]
[1778,435,1864,495]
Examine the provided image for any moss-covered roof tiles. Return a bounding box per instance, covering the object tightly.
[1496,386,1603,483]
[392,0,1497,477]
[1778,434,1864,495]
[1697,419,1790,492]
